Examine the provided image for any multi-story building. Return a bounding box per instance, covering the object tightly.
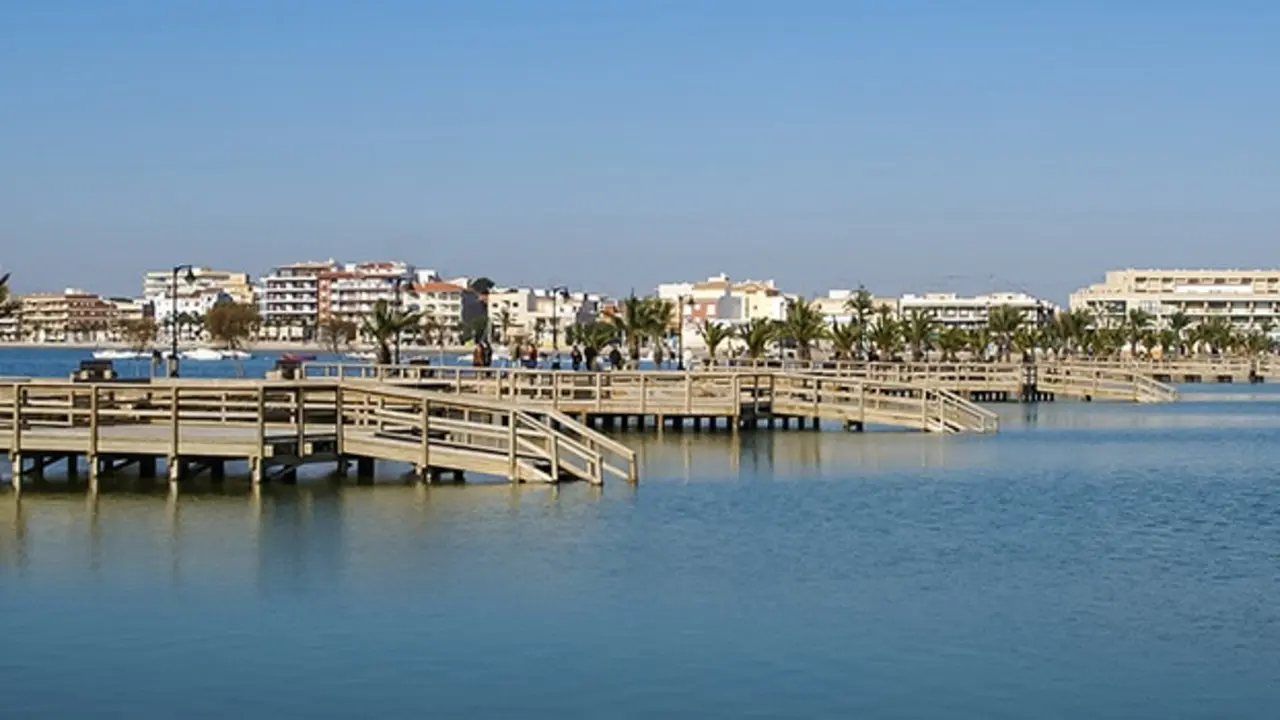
[1069,269,1280,329]
[258,260,337,341]
[17,289,117,343]
[405,281,486,342]
[897,292,1059,329]
[143,267,253,308]
[317,262,422,328]
[659,274,795,350]
[810,289,898,325]
[485,287,601,346]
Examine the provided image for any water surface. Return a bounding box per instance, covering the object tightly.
[1,351,1278,718]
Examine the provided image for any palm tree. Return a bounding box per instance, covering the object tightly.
[843,285,876,358]
[737,318,776,360]
[936,326,967,361]
[901,310,939,361]
[777,299,828,361]
[869,307,901,360]
[966,326,992,360]
[986,305,1025,361]
[1048,308,1092,356]
[495,307,513,343]
[1166,310,1192,356]
[698,321,733,361]
[609,295,665,366]
[361,300,420,364]
[646,298,676,367]
[1124,308,1154,356]
[573,321,617,370]
[0,272,14,318]
[828,321,860,360]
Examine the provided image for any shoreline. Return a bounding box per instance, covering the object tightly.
[0,341,480,354]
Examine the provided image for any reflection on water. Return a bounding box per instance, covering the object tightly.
[2,396,1280,717]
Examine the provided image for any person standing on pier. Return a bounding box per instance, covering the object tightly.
[608,345,623,371]
[570,345,583,371]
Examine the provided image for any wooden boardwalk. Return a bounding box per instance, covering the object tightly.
[303,365,1000,434]
[0,379,638,492]
[707,359,1180,403]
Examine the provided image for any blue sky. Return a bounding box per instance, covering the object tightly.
[2,0,1277,302]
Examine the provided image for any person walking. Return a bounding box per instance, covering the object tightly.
[608,345,623,371]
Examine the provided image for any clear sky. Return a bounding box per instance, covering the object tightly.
[1,0,1277,303]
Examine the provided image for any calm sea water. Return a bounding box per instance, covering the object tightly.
[2,348,1279,718]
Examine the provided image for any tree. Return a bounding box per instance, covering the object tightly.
[1166,311,1192,356]
[698,321,733,361]
[468,277,496,295]
[0,272,15,318]
[571,321,617,369]
[493,307,513,343]
[828,321,860,360]
[465,315,489,344]
[205,302,260,351]
[986,305,1025,361]
[843,285,876,358]
[901,310,939,361]
[361,300,420,364]
[737,318,776,360]
[1124,308,1154,355]
[868,308,901,359]
[319,316,358,354]
[610,296,669,367]
[936,326,967,361]
[777,299,828,361]
[117,317,158,354]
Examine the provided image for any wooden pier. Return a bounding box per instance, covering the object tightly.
[706,359,1180,403]
[301,365,1001,434]
[0,379,638,492]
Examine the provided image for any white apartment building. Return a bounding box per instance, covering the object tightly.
[258,260,337,340]
[898,292,1059,328]
[143,267,254,307]
[813,289,898,325]
[151,287,232,324]
[658,274,798,353]
[1069,269,1280,329]
[405,281,485,341]
[486,287,601,345]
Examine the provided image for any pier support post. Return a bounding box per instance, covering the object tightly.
[9,454,21,493]
[139,456,157,478]
[693,417,702,431]
[356,456,375,477]
[210,460,226,482]
[66,454,79,476]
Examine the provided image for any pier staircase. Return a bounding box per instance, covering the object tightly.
[767,372,1000,433]
[1037,363,1178,403]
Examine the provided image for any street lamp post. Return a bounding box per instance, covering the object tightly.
[550,285,570,361]
[169,264,196,377]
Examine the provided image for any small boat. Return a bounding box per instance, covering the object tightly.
[181,348,225,361]
[223,350,251,360]
[280,352,316,363]
[92,349,145,360]
[345,351,377,361]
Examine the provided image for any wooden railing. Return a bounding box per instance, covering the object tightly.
[301,363,1001,433]
[1,379,637,485]
[1037,364,1179,403]
[768,373,999,433]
